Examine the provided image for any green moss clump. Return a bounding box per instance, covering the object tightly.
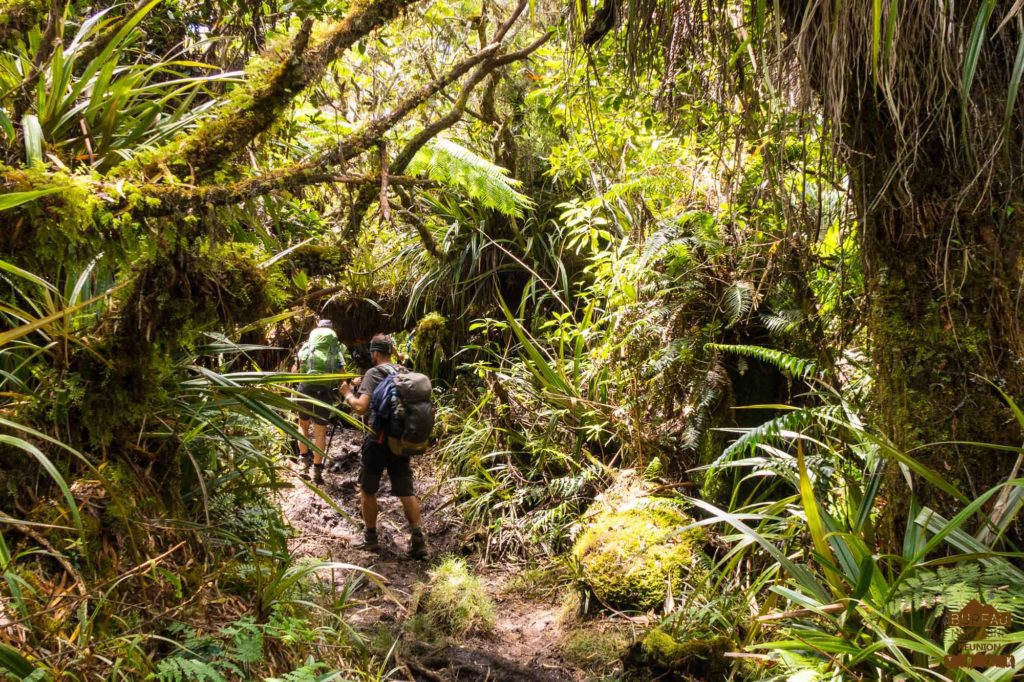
[561,626,630,673]
[0,0,45,39]
[412,311,447,375]
[572,476,701,612]
[625,628,732,678]
[287,243,347,278]
[415,311,447,336]
[412,556,495,638]
[0,166,131,272]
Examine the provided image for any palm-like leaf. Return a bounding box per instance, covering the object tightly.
[408,138,533,217]
[0,2,240,170]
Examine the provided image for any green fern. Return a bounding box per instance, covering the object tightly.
[149,659,226,682]
[264,662,329,682]
[705,343,817,379]
[221,617,263,664]
[722,281,754,327]
[893,563,1024,650]
[712,405,836,466]
[409,138,533,217]
[643,456,664,481]
[761,309,804,336]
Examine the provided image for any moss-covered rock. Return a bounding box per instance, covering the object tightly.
[572,475,701,612]
[412,556,495,638]
[625,628,733,679]
[560,626,631,674]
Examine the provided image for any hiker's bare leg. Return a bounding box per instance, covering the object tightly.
[399,495,421,528]
[297,416,311,455]
[361,491,379,529]
[312,423,327,465]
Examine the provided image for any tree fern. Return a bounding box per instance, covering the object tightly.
[408,138,533,217]
[705,343,817,379]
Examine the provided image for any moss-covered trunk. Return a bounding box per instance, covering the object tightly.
[848,110,1024,534]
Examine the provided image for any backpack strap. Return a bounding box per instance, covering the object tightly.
[380,362,406,377]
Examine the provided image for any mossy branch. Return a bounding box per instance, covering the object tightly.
[73,0,151,66]
[318,41,503,170]
[0,0,46,48]
[136,37,517,217]
[390,29,553,174]
[135,173,427,217]
[145,0,420,177]
[8,0,63,120]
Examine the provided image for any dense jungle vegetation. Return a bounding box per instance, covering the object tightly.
[2,0,1024,679]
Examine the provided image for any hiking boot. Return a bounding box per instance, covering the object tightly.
[298,453,312,479]
[357,529,380,551]
[409,531,428,560]
[312,462,325,485]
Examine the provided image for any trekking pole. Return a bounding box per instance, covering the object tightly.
[326,418,338,456]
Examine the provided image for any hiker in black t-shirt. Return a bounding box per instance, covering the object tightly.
[340,334,428,559]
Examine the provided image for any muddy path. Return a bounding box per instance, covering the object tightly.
[275,426,588,681]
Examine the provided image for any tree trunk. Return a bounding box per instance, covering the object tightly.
[847,95,1024,533]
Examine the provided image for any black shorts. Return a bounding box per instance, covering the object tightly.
[359,437,415,497]
[296,382,336,426]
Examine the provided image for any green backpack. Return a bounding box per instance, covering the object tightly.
[300,328,342,374]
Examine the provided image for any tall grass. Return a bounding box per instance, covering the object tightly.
[0,260,389,679]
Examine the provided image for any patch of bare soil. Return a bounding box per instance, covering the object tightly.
[275,426,585,681]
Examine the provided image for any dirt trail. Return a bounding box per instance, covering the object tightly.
[275,426,583,681]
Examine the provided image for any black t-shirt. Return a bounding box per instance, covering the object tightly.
[357,362,401,424]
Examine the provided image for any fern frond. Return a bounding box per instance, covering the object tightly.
[222,617,263,664]
[711,405,838,467]
[409,138,533,217]
[706,343,817,379]
[722,281,754,327]
[149,658,227,682]
[761,309,804,336]
[643,456,664,481]
[264,662,329,682]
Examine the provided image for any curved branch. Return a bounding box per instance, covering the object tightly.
[347,28,552,246]
[134,14,550,222]
[318,41,502,169]
[141,0,420,178]
[390,30,552,173]
[344,25,552,236]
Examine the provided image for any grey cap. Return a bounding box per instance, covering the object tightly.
[316,318,333,328]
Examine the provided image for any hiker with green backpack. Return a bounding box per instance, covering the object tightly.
[292,318,345,484]
[340,334,433,560]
